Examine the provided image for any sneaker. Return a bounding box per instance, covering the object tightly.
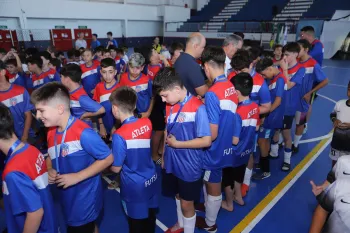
[241,184,249,197]
[303,124,308,134]
[281,162,291,171]
[292,145,299,154]
[165,223,184,233]
[252,172,271,180]
[196,216,218,233]
[195,202,206,212]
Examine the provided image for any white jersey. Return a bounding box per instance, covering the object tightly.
[334,99,350,124]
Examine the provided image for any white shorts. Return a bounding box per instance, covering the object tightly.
[329,147,350,161]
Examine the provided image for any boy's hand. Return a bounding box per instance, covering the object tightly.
[303,92,312,104]
[166,134,178,148]
[310,180,324,196]
[48,168,58,184]
[21,134,28,143]
[279,58,288,72]
[338,122,350,129]
[56,173,82,189]
[333,119,342,128]
[99,125,107,138]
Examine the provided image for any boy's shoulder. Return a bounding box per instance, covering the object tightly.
[44,68,57,76]
[237,101,259,118]
[116,118,152,140]
[47,119,90,140]
[252,72,265,85]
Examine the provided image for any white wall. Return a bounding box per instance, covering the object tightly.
[0,17,21,29]
[128,21,163,37]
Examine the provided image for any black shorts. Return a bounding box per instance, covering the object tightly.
[149,95,166,131]
[222,164,246,188]
[161,170,202,202]
[67,221,95,233]
[282,115,294,130]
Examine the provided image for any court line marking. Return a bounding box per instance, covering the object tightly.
[317,94,337,104]
[328,83,348,88]
[299,132,332,144]
[322,66,350,69]
[230,133,332,233]
[102,176,169,232]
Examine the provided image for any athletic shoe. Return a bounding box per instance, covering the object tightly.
[281,162,291,171]
[196,216,218,233]
[252,172,271,180]
[241,184,249,197]
[165,224,184,233]
[292,145,299,154]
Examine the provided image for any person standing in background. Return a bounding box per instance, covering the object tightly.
[91,34,101,51]
[300,26,324,66]
[75,32,87,50]
[106,32,118,48]
[153,37,161,54]
[222,34,243,77]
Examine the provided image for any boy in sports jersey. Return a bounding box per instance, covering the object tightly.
[80,49,101,97]
[294,39,329,152]
[0,60,34,143]
[0,103,58,233]
[153,67,212,233]
[168,42,184,67]
[222,72,259,211]
[60,63,105,127]
[272,44,283,65]
[195,46,238,232]
[300,26,324,66]
[119,53,154,118]
[254,58,286,180]
[270,42,305,171]
[115,48,127,74]
[94,58,120,140]
[109,86,158,233]
[5,58,26,88]
[31,82,113,233]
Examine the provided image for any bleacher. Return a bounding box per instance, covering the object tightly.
[303,0,350,19]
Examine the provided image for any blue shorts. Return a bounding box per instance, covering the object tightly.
[258,126,274,139]
[122,194,158,219]
[203,169,222,183]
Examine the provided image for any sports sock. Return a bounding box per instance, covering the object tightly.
[284,148,292,164]
[203,184,208,207]
[176,198,184,228]
[278,132,284,144]
[183,214,196,233]
[243,168,252,186]
[294,135,302,147]
[270,141,279,157]
[205,194,222,226]
[260,156,270,173]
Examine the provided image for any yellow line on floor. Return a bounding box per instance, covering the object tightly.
[230,131,332,233]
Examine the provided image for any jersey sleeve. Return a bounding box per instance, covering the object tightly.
[259,81,271,104]
[195,105,211,138]
[205,91,221,125]
[147,78,153,98]
[275,78,285,97]
[79,95,103,113]
[92,85,100,102]
[5,172,42,215]
[290,68,305,85]
[23,89,34,112]
[233,113,242,138]
[313,64,327,82]
[81,128,111,160]
[112,134,127,167]
[310,42,323,59]
[54,72,61,82]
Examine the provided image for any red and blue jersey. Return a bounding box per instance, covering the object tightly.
[164,96,211,182]
[119,73,153,113]
[2,144,57,233]
[93,81,120,133]
[284,63,305,116]
[69,86,103,127]
[112,117,158,203]
[7,72,26,88]
[147,64,162,81]
[0,84,34,139]
[264,72,286,129]
[115,56,126,74]
[298,57,327,112]
[310,39,324,66]
[272,57,282,64]
[30,68,60,90]
[80,60,101,97]
[204,77,238,169]
[233,100,259,167]
[47,119,111,226]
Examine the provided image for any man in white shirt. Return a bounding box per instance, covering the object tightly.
[222,34,243,77]
[75,32,87,50]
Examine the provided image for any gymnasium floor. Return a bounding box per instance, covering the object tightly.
[0,60,349,233]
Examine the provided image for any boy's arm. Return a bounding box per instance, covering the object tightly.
[270,97,281,112]
[304,64,328,102]
[111,134,127,173]
[205,92,221,141]
[232,113,242,145]
[21,111,33,143]
[13,52,23,73]
[309,204,328,233]
[98,117,107,138]
[23,208,44,233]
[142,97,154,118]
[80,106,105,119]
[167,135,211,149]
[259,81,272,114]
[79,95,106,120]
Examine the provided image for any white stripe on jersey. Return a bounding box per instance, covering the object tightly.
[168,112,196,124]
[130,83,148,92]
[269,82,276,90]
[252,85,261,94]
[305,67,314,74]
[33,79,44,87]
[126,139,151,149]
[242,118,258,127]
[9,74,19,83]
[81,69,98,79]
[100,93,111,103]
[70,100,81,108]
[220,99,237,114]
[33,172,49,189]
[48,74,55,80]
[2,181,9,195]
[1,94,24,107]
[48,140,83,160]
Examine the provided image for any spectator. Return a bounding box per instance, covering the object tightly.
[75,32,87,50]
[153,37,161,53]
[222,34,243,77]
[91,33,101,51]
[106,31,118,48]
[300,26,324,66]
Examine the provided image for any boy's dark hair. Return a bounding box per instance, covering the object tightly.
[25,48,39,57]
[0,60,6,70]
[170,42,184,56]
[107,31,113,36]
[116,48,124,55]
[256,57,273,73]
[49,58,62,70]
[231,49,251,71]
[74,50,81,58]
[273,44,283,50]
[60,64,82,83]
[94,46,105,53]
[153,67,183,93]
[39,51,52,61]
[297,39,312,51]
[248,46,262,61]
[27,55,43,69]
[5,59,17,67]
[0,103,15,140]
[201,45,225,69]
[67,49,75,59]
[56,51,64,57]
[92,33,98,38]
[231,72,253,96]
[283,42,301,54]
[108,45,117,52]
[0,48,6,55]
[31,82,70,109]
[301,26,315,34]
[82,48,93,55]
[109,86,137,113]
[100,58,116,69]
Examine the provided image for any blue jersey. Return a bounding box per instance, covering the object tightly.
[112,117,158,203]
[284,63,305,116]
[30,69,60,90]
[7,72,26,88]
[47,119,111,226]
[233,100,260,167]
[309,39,324,66]
[80,61,101,97]
[115,57,126,74]
[165,96,211,182]
[107,39,118,48]
[3,144,57,233]
[264,73,286,129]
[91,40,101,50]
[204,77,238,169]
[0,84,34,139]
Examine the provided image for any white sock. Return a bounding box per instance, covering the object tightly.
[183,214,196,233]
[279,132,284,144]
[176,198,184,228]
[270,143,279,157]
[243,168,252,186]
[203,184,208,207]
[205,194,222,226]
[294,135,302,147]
[284,151,292,164]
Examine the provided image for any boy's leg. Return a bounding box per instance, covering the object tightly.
[242,132,258,196]
[151,130,163,163]
[294,111,307,153]
[270,130,280,158]
[67,222,95,233]
[233,164,246,206]
[128,217,150,233]
[281,115,294,171]
[222,167,234,212]
[147,208,157,233]
[253,127,272,180]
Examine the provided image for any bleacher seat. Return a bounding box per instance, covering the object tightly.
[303,0,350,19]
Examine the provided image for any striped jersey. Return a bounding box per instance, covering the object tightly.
[30,68,60,90]
[284,63,305,116]
[80,60,101,97]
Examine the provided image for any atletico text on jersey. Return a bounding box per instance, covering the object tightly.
[164,95,211,182]
[7,72,26,88]
[115,57,126,74]
[298,57,327,112]
[0,84,35,139]
[80,60,101,97]
[147,64,162,81]
[310,39,324,66]
[47,119,111,226]
[93,81,120,133]
[2,144,57,233]
[204,77,238,169]
[119,73,153,113]
[264,72,286,129]
[30,68,60,90]
[232,100,260,167]
[112,117,158,204]
[284,63,305,116]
